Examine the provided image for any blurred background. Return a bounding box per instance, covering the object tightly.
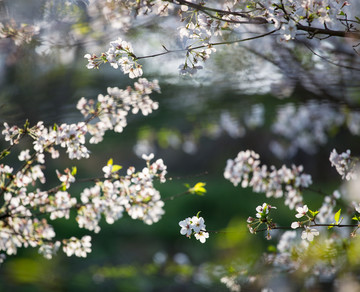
[0,0,360,291]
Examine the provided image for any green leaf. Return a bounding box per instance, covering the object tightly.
[309,209,319,217]
[334,209,341,224]
[0,150,10,160]
[328,225,334,230]
[71,166,77,176]
[111,165,122,172]
[24,119,30,129]
[352,216,359,221]
[107,158,113,166]
[267,245,277,253]
[196,211,201,218]
[60,184,67,191]
[189,182,207,196]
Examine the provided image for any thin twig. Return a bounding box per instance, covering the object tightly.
[302,41,360,71]
[256,222,359,233]
[163,190,190,201]
[136,29,278,60]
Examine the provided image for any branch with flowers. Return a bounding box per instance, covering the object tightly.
[2,0,360,291]
[0,78,173,262]
[247,203,360,241]
[79,1,360,77]
[170,0,360,39]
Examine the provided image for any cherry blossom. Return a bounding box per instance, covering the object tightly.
[329,149,359,181]
[224,150,312,209]
[77,78,160,144]
[84,38,143,79]
[291,221,301,229]
[179,215,209,243]
[301,227,320,242]
[179,218,192,237]
[295,205,309,218]
[63,236,92,258]
[194,231,210,244]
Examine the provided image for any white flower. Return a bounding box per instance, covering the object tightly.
[129,65,143,79]
[102,164,113,178]
[179,218,192,237]
[329,149,358,180]
[256,203,269,218]
[190,216,206,233]
[142,153,154,161]
[301,227,319,242]
[63,236,92,258]
[291,221,300,229]
[18,149,31,161]
[84,54,96,69]
[280,19,297,41]
[295,205,308,218]
[194,231,209,243]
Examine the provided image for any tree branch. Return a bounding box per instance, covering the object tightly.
[302,41,360,71]
[171,0,360,40]
[296,24,360,40]
[136,29,278,60]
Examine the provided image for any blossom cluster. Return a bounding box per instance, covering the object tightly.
[2,121,90,160]
[269,230,349,287]
[329,149,359,181]
[271,230,307,271]
[220,0,350,39]
[220,275,241,292]
[290,205,320,242]
[62,235,92,258]
[85,38,143,78]
[0,79,163,262]
[0,20,40,46]
[0,153,166,261]
[0,163,79,260]
[77,154,167,233]
[179,215,209,243]
[317,190,341,224]
[177,8,218,75]
[224,150,312,209]
[271,101,344,158]
[0,217,56,257]
[168,0,353,76]
[86,0,173,32]
[79,0,356,82]
[77,78,160,144]
[265,0,349,41]
[247,203,277,239]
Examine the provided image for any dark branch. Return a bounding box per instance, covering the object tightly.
[171,0,360,40]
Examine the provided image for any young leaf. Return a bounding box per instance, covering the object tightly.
[107,158,113,166]
[334,209,341,224]
[0,150,10,160]
[71,166,77,176]
[189,182,207,195]
[111,165,122,172]
[309,209,319,217]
